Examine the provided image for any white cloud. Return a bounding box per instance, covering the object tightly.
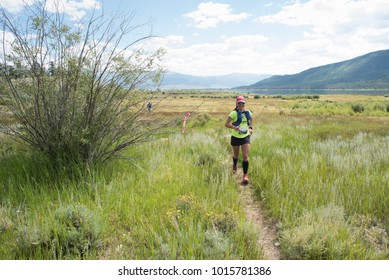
[47,0,101,20]
[257,0,389,37]
[0,0,35,13]
[167,0,389,76]
[0,0,101,20]
[160,34,270,75]
[147,35,185,49]
[135,35,185,57]
[250,0,389,74]
[183,2,251,30]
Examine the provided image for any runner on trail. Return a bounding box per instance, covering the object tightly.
[147,101,153,112]
[225,96,253,184]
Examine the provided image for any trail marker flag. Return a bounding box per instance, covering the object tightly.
[182,112,191,133]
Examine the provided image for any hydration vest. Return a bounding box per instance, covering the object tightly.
[232,109,251,127]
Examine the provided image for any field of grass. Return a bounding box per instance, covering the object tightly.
[249,115,388,259]
[0,93,388,259]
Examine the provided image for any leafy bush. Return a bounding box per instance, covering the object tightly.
[189,113,211,128]
[0,3,165,167]
[351,104,365,113]
[351,215,388,254]
[292,102,310,110]
[52,204,102,258]
[196,151,215,166]
[280,205,367,259]
[15,204,102,259]
[372,103,386,112]
[176,194,196,212]
[210,209,238,233]
[203,229,231,258]
[16,223,51,258]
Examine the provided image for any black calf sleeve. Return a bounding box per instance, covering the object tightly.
[242,160,249,174]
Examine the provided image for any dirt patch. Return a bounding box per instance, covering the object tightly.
[235,170,281,260]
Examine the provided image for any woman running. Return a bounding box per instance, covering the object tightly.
[225,96,253,184]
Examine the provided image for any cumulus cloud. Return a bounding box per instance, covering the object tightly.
[160,34,270,75]
[256,0,389,37]
[143,35,185,51]
[173,0,389,75]
[184,2,251,30]
[251,0,389,73]
[0,0,35,13]
[155,0,389,76]
[0,0,101,20]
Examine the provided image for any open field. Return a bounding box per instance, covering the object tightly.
[0,93,388,259]
[152,93,389,117]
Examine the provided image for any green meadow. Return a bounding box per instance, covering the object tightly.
[0,93,388,259]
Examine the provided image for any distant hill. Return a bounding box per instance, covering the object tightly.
[239,49,389,90]
[156,72,271,89]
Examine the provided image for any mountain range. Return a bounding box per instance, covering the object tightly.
[240,49,389,90]
[156,72,271,89]
[153,49,389,91]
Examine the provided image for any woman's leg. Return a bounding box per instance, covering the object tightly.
[241,143,250,175]
[241,143,250,161]
[233,145,240,159]
[232,145,240,172]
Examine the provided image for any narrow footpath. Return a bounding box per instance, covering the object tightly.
[235,170,281,260]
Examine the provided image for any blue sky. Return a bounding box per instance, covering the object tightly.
[1,0,389,76]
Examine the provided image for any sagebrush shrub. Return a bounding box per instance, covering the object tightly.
[52,204,102,258]
[351,104,365,113]
[280,205,366,259]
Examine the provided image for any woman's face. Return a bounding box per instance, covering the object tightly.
[237,102,245,109]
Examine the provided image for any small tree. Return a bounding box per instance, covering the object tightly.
[0,1,167,165]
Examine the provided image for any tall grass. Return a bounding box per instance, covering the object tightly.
[249,116,388,259]
[100,132,262,259]
[0,130,262,259]
[1,94,388,260]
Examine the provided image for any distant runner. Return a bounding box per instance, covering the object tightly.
[225,96,253,184]
[147,101,153,112]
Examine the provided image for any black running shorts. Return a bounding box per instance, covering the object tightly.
[230,135,250,146]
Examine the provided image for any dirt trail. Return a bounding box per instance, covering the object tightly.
[235,170,281,260]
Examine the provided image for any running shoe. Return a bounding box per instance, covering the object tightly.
[243,174,249,184]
